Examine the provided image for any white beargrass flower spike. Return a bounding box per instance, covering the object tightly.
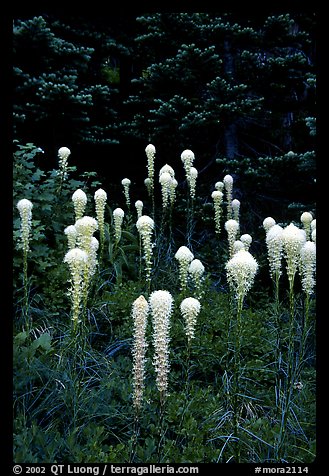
[64,225,77,250]
[94,188,107,244]
[188,259,205,299]
[145,144,156,190]
[180,297,201,344]
[263,217,276,233]
[136,215,155,284]
[113,208,125,243]
[159,172,172,209]
[223,175,234,220]
[121,178,131,209]
[175,246,194,291]
[265,224,284,280]
[58,146,71,181]
[63,248,88,330]
[149,290,173,401]
[300,212,313,240]
[17,199,33,254]
[212,190,224,235]
[282,223,306,287]
[226,249,259,303]
[135,200,143,219]
[225,219,240,257]
[72,189,87,221]
[240,234,252,251]
[300,241,316,296]
[131,295,149,412]
[232,199,241,223]
[189,167,198,199]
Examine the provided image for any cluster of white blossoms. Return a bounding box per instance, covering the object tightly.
[180,297,201,343]
[121,178,131,209]
[113,208,125,243]
[225,219,240,257]
[159,164,177,208]
[135,200,143,219]
[175,245,194,291]
[226,249,259,302]
[74,216,99,280]
[145,144,156,193]
[94,188,107,243]
[263,216,276,233]
[189,167,198,200]
[265,224,284,280]
[240,233,252,251]
[17,198,33,254]
[136,215,155,282]
[233,240,245,254]
[149,290,173,398]
[188,258,205,299]
[64,224,78,250]
[181,149,195,181]
[223,174,234,220]
[63,247,88,327]
[72,189,87,221]
[211,190,224,235]
[300,211,313,240]
[63,216,99,327]
[299,240,316,296]
[131,295,149,411]
[232,199,241,224]
[57,146,71,180]
[215,181,224,191]
[282,223,306,285]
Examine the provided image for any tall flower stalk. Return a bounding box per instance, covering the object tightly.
[63,247,89,334]
[226,249,258,463]
[145,144,156,217]
[212,190,224,236]
[94,188,107,258]
[113,208,125,244]
[132,295,149,415]
[276,222,306,460]
[136,215,155,293]
[175,246,194,292]
[297,240,316,380]
[149,290,173,460]
[17,198,33,330]
[225,219,240,258]
[223,174,234,220]
[57,146,71,193]
[74,216,99,317]
[130,295,149,462]
[121,178,131,211]
[265,223,284,419]
[181,150,196,247]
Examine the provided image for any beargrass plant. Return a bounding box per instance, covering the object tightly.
[16,198,33,331]
[225,249,259,462]
[13,141,316,464]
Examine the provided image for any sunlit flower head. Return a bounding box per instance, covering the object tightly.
[226,249,258,301]
[180,297,201,342]
[263,217,276,233]
[72,189,87,220]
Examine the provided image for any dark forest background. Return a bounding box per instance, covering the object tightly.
[12,11,316,217]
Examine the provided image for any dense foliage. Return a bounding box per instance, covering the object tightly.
[13,143,316,464]
[12,11,316,467]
